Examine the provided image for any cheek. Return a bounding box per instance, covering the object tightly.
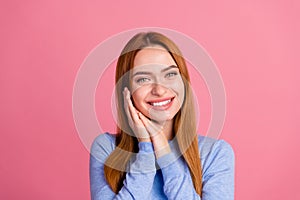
[169,79,185,96]
[172,82,185,108]
[131,93,141,107]
[131,87,148,108]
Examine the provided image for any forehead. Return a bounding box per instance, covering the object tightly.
[133,46,177,68]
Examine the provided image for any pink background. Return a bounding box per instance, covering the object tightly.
[1,0,299,199]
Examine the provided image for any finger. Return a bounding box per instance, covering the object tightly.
[124,88,149,139]
[138,112,170,157]
[125,88,141,125]
[138,112,163,137]
[123,88,134,127]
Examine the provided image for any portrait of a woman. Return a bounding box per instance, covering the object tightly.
[89,31,235,200]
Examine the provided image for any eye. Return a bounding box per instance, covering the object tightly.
[165,71,178,78]
[136,77,150,84]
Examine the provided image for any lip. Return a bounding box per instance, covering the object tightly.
[147,97,174,104]
[146,97,175,111]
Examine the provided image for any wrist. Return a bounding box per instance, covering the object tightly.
[154,144,171,158]
[150,133,171,158]
[137,137,151,142]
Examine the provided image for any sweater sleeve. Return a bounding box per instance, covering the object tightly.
[90,133,156,200]
[156,151,201,200]
[156,138,235,200]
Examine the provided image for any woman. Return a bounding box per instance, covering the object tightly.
[90,32,234,199]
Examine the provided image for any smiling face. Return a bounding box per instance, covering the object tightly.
[130,46,185,123]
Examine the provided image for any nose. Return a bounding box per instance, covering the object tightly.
[151,83,167,96]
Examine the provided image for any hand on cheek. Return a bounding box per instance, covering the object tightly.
[123,87,171,158]
[123,87,150,142]
[137,110,171,159]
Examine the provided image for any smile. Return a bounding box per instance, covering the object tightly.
[151,99,171,106]
[147,97,174,109]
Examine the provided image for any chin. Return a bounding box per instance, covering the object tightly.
[144,111,176,124]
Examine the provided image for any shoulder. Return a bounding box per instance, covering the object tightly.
[197,135,235,198]
[197,135,235,169]
[90,132,117,162]
[197,135,234,157]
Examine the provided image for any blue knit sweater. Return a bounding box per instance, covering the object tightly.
[90,132,235,199]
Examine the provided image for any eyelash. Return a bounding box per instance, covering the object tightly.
[135,72,179,83]
[136,77,150,83]
[166,72,178,78]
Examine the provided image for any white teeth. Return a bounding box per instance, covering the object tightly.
[151,99,171,107]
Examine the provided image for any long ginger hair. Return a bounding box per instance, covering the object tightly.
[104,31,203,196]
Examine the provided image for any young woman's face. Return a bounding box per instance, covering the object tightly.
[130,46,185,123]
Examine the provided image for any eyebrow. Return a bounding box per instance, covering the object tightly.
[132,65,178,77]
